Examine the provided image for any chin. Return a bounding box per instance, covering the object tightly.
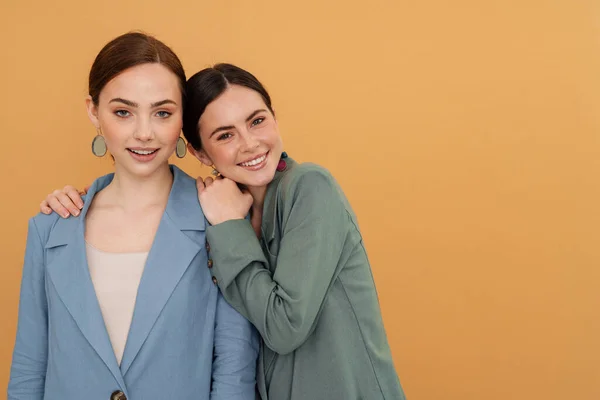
[247,173,276,187]
[119,160,170,178]
[231,169,276,188]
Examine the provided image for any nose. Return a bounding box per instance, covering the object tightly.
[133,118,154,141]
[240,130,259,151]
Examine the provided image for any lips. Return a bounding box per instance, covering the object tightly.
[128,148,158,155]
[126,147,160,163]
[239,153,267,167]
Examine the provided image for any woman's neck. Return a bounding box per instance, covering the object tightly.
[247,184,267,213]
[247,184,268,237]
[103,163,174,211]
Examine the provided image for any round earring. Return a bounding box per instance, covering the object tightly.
[91,129,107,157]
[176,136,186,158]
[211,166,220,176]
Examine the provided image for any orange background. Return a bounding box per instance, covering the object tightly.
[1,1,599,399]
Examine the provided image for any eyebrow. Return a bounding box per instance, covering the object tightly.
[245,109,267,122]
[209,109,268,138]
[108,98,177,107]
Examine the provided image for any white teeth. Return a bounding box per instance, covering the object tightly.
[240,154,266,167]
[130,149,156,155]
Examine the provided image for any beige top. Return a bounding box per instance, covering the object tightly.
[86,242,148,365]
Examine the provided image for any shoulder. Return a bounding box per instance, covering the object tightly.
[29,180,98,247]
[171,164,200,201]
[167,165,206,229]
[173,165,197,188]
[28,211,71,246]
[279,162,337,194]
[268,161,358,236]
[275,162,350,214]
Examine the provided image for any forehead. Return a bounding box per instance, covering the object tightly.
[200,85,266,127]
[99,63,182,104]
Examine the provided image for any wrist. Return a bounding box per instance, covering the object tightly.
[211,215,246,225]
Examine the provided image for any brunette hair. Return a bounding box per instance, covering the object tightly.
[88,32,186,106]
[183,63,273,149]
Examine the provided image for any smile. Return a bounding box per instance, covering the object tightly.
[239,153,267,167]
[128,148,158,155]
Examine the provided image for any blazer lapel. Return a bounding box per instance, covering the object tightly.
[45,173,126,389]
[120,166,206,375]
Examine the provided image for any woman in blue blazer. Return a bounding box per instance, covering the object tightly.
[8,33,258,400]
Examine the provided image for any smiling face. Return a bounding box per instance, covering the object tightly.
[193,84,283,189]
[87,63,183,178]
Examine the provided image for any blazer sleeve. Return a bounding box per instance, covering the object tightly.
[8,218,48,400]
[207,169,349,355]
[210,291,260,400]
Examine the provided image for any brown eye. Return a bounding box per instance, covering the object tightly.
[217,132,233,140]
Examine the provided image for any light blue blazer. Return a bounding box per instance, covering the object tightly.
[8,165,259,399]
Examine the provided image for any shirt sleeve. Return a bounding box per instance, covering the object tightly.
[210,290,260,400]
[8,218,49,400]
[207,169,349,355]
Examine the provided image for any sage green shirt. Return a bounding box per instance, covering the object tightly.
[207,158,405,400]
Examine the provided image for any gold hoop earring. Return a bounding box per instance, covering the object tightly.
[91,128,107,157]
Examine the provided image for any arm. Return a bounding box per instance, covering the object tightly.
[210,292,259,400]
[207,169,349,355]
[8,219,48,399]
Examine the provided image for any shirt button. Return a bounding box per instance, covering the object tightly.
[111,391,127,400]
[207,259,213,269]
[212,276,218,285]
[206,241,210,252]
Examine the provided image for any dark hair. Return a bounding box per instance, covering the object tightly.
[182,63,274,150]
[89,32,186,106]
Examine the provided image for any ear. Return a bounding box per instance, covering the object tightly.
[187,143,214,166]
[85,96,100,129]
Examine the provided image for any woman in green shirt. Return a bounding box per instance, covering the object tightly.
[185,63,404,400]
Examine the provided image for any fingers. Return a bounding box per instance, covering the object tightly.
[197,176,222,194]
[40,185,83,217]
[63,186,84,209]
[40,200,52,215]
[241,189,254,204]
[56,187,81,217]
[46,190,73,218]
[196,176,206,194]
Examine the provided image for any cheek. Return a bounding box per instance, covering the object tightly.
[100,121,127,144]
[263,127,282,147]
[159,120,183,145]
[97,110,129,142]
[206,144,236,167]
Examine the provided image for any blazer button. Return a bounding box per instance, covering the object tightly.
[207,259,213,268]
[111,390,127,400]
[212,276,218,285]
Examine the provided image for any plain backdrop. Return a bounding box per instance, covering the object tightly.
[1,1,599,399]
